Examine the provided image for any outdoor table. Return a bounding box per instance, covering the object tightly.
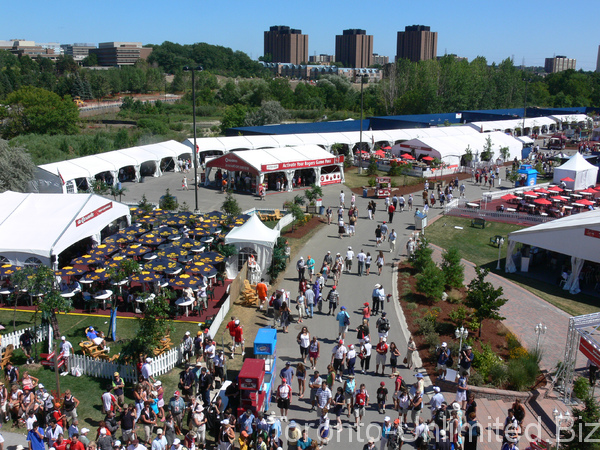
[564,189,573,193]
[175,297,194,317]
[540,212,548,217]
[165,267,182,276]
[506,207,516,213]
[582,191,593,196]
[80,279,94,285]
[135,293,155,312]
[571,194,582,199]
[0,287,12,305]
[190,246,206,253]
[143,254,157,261]
[168,235,181,241]
[112,279,128,287]
[94,289,113,309]
[60,291,76,298]
[466,202,480,209]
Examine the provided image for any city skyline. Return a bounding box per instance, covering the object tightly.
[1,0,598,70]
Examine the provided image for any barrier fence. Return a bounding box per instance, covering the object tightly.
[445,207,552,225]
[1,325,49,351]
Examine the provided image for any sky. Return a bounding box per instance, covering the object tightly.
[2,0,599,70]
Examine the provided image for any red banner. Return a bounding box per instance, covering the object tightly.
[579,336,600,367]
[584,228,600,239]
[206,154,258,174]
[320,172,342,185]
[261,156,343,173]
[76,202,113,227]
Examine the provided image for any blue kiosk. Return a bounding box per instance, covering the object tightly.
[253,327,277,411]
[516,164,538,187]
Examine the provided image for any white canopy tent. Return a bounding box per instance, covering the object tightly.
[224,214,280,279]
[468,117,557,134]
[553,152,599,191]
[0,191,131,268]
[505,209,600,294]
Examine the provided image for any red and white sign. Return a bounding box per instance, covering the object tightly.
[75,202,113,227]
[580,336,600,367]
[584,228,600,239]
[320,172,342,185]
[206,154,257,174]
[261,156,343,173]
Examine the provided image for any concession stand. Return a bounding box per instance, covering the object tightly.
[375,177,392,198]
[237,358,267,417]
[253,327,277,411]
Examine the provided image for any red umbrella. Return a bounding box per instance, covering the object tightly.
[548,186,563,192]
[523,191,539,197]
[374,150,386,157]
[382,145,392,150]
[534,188,550,194]
[581,188,598,194]
[534,198,552,205]
[561,177,575,182]
[401,153,415,160]
[576,199,594,206]
[422,156,434,161]
[550,195,567,201]
[501,194,518,201]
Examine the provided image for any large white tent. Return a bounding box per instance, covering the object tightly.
[0,191,131,268]
[224,214,280,279]
[553,152,599,191]
[506,209,600,294]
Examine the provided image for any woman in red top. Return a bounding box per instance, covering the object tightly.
[362,303,371,322]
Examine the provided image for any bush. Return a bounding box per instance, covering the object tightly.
[506,352,540,391]
[368,177,376,187]
[137,118,170,135]
[424,332,440,349]
[468,370,485,387]
[506,333,521,352]
[405,302,418,311]
[448,306,470,328]
[366,157,378,176]
[489,362,508,388]
[416,263,445,301]
[573,376,591,400]
[472,343,502,381]
[415,317,436,336]
[441,247,464,289]
[509,347,529,360]
[412,237,434,273]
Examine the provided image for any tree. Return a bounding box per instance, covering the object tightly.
[110,185,127,202]
[304,184,323,205]
[499,146,510,162]
[465,266,507,337]
[284,201,305,231]
[441,247,465,289]
[366,157,378,176]
[81,53,98,67]
[416,262,445,301]
[411,237,434,273]
[219,104,247,133]
[481,135,494,161]
[0,140,35,193]
[138,194,154,213]
[244,100,289,127]
[463,145,474,165]
[159,189,178,211]
[221,190,241,217]
[0,86,79,139]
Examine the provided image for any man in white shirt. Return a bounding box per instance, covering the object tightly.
[59,336,73,371]
[141,358,154,383]
[345,247,354,273]
[331,340,348,382]
[151,428,167,450]
[429,386,444,412]
[276,377,292,421]
[340,190,345,209]
[357,250,367,276]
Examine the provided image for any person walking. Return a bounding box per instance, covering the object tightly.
[297,327,311,363]
[296,363,307,399]
[387,203,395,223]
[388,230,397,253]
[376,251,385,276]
[308,337,320,370]
[365,252,372,275]
[375,337,389,376]
[345,247,354,273]
[375,225,382,247]
[331,340,347,382]
[326,286,339,316]
[353,384,369,429]
[297,257,306,282]
[357,249,366,276]
[182,176,188,191]
[306,255,315,282]
[336,306,350,340]
[296,291,306,323]
[406,336,417,370]
[360,337,372,374]
[276,377,291,422]
[367,202,374,220]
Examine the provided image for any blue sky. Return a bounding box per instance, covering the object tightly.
[2,0,598,70]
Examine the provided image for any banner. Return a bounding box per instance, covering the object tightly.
[75,202,113,227]
[320,172,342,185]
[206,154,258,174]
[579,335,600,367]
[261,156,343,173]
[108,307,117,342]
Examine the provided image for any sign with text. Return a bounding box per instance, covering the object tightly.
[579,335,600,367]
[320,172,342,185]
[584,228,600,239]
[261,156,343,173]
[206,154,257,174]
[75,202,113,227]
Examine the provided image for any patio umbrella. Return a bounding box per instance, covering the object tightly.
[137,233,165,246]
[129,206,144,216]
[501,194,518,201]
[230,214,251,227]
[179,238,204,251]
[422,156,434,161]
[82,268,111,282]
[534,188,550,194]
[121,225,146,236]
[186,262,217,277]
[575,199,595,206]
[55,266,86,277]
[156,226,179,237]
[165,216,188,227]
[122,244,151,257]
[534,198,552,205]
[374,150,386,158]
[382,145,392,150]
[175,211,197,220]
[550,195,567,202]
[71,254,106,265]
[193,251,225,264]
[129,271,162,283]
[156,246,189,259]
[548,186,563,192]
[205,211,227,222]
[0,264,22,276]
[522,191,539,197]
[137,215,160,226]
[401,153,415,160]
[561,177,574,182]
[89,244,120,257]
[581,188,598,194]
[103,255,129,269]
[144,257,182,272]
[190,227,211,237]
[169,273,202,289]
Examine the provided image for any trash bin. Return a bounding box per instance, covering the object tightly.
[363,188,368,198]
[414,211,428,230]
[319,206,325,215]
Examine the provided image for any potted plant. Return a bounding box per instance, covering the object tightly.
[304,184,323,214]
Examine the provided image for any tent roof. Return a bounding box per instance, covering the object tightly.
[508,209,600,264]
[555,152,597,171]
[469,117,556,132]
[225,214,280,248]
[0,191,130,262]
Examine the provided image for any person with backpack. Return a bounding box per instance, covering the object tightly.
[326,286,339,316]
[377,312,391,340]
[336,306,350,340]
[353,384,369,430]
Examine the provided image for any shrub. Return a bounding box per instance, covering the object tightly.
[506,333,521,352]
[489,362,508,388]
[137,118,169,135]
[509,347,529,360]
[368,177,376,187]
[448,306,470,328]
[366,157,378,176]
[472,343,502,381]
[415,317,436,336]
[425,332,440,349]
[506,352,540,391]
[412,237,434,273]
[405,302,418,311]
[573,376,591,400]
[468,370,485,387]
[441,247,465,289]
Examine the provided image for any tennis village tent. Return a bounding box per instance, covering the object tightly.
[0,191,130,268]
[553,152,599,191]
[505,209,600,294]
[224,214,280,279]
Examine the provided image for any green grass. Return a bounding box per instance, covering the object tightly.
[343,166,423,190]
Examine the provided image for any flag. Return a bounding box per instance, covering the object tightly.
[371,135,375,147]
[57,169,65,185]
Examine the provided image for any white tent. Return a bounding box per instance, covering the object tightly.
[553,153,599,191]
[505,209,600,294]
[0,191,131,268]
[224,215,280,279]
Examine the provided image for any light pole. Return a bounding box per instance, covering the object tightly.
[455,326,468,354]
[183,65,203,213]
[496,237,505,270]
[534,322,547,354]
[552,408,571,449]
[358,75,368,174]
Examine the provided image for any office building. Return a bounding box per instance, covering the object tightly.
[372,54,389,65]
[0,40,59,60]
[309,54,334,64]
[396,25,438,62]
[61,43,97,62]
[335,29,373,68]
[544,56,576,73]
[264,26,308,64]
[89,42,152,67]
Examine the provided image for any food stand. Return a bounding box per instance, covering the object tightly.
[253,327,277,411]
[375,177,391,198]
[237,358,267,417]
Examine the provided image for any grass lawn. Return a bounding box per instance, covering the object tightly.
[343,166,422,190]
[425,216,600,317]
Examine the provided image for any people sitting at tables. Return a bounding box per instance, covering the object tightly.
[87,326,107,349]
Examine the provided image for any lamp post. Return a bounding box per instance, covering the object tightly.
[358,75,368,174]
[552,408,571,449]
[182,65,203,213]
[496,237,505,270]
[534,322,547,354]
[455,326,468,354]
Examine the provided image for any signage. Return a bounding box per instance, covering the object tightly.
[320,172,342,186]
[206,154,257,174]
[261,156,343,173]
[75,202,113,227]
[584,228,600,239]
[580,336,600,367]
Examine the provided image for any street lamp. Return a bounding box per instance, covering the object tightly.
[182,65,203,213]
[455,326,468,354]
[358,75,368,174]
[496,237,505,270]
[534,322,547,354]
[552,408,571,449]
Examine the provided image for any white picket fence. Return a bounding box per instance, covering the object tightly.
[1,325,49,351]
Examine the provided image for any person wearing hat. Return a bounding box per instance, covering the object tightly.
[336,306,350,340]
[409,385,424,427]
[346,344,357,377]
[326,285,339,316]
[78,427,91,448]
[376,382,388,414]
[184,429,197,450]
[170,438,183,450]
[225,316,238,351]
[59,336,73,372]
[371,284,382,316]
[430,386,445,412]
[296,256,306,282]
[256,278,269,311]
[237,430,250,450]
[436,342,452,381]
[168,391,185,435]
[232,320,245,358]
[141,357,154,383]
[109,371,125,407]
[459,346,474,378]
[213,349,225,382]
[456,373,468,410]
[387,418,404,450]
[375,337,389,376]
[203,340,216,373]
[276,376,292,422]
[181,332,193,364]
[353,384,369,429]
[380,416,392,450]
[217,418,235,449]
[306,255,315,283]
[331,340,347,383]
[376,311,390,341]
[152,428,167,450]
[193,331,204,365]
[344,246,354,273]
[362,437,376,450]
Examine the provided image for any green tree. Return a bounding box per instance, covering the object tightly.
[284,201,305,231]
[244,100,289,126]
[304,184,323,205]
[465,266,507,337]
[481,135,494,161]
[138,194,154,213]
[441,247,464,289]
[220,104,247,133]
[110,185,127,202]
[0,86,79,139]
[411,237,434,273]
[221,190,242,217]
[416,262,445,301]
[499,146,510,162]
[0,140,35,193]
[366,157,378,176]
[159,188,178,211]
[81,53,98,67]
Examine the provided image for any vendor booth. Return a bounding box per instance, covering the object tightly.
[0,191,131,268]
[205,145,345,194]
[224,214,280,279]
[516,164,538,187]
[553,153,599,191]
[253,327,277,411]
[237,358,267,416]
